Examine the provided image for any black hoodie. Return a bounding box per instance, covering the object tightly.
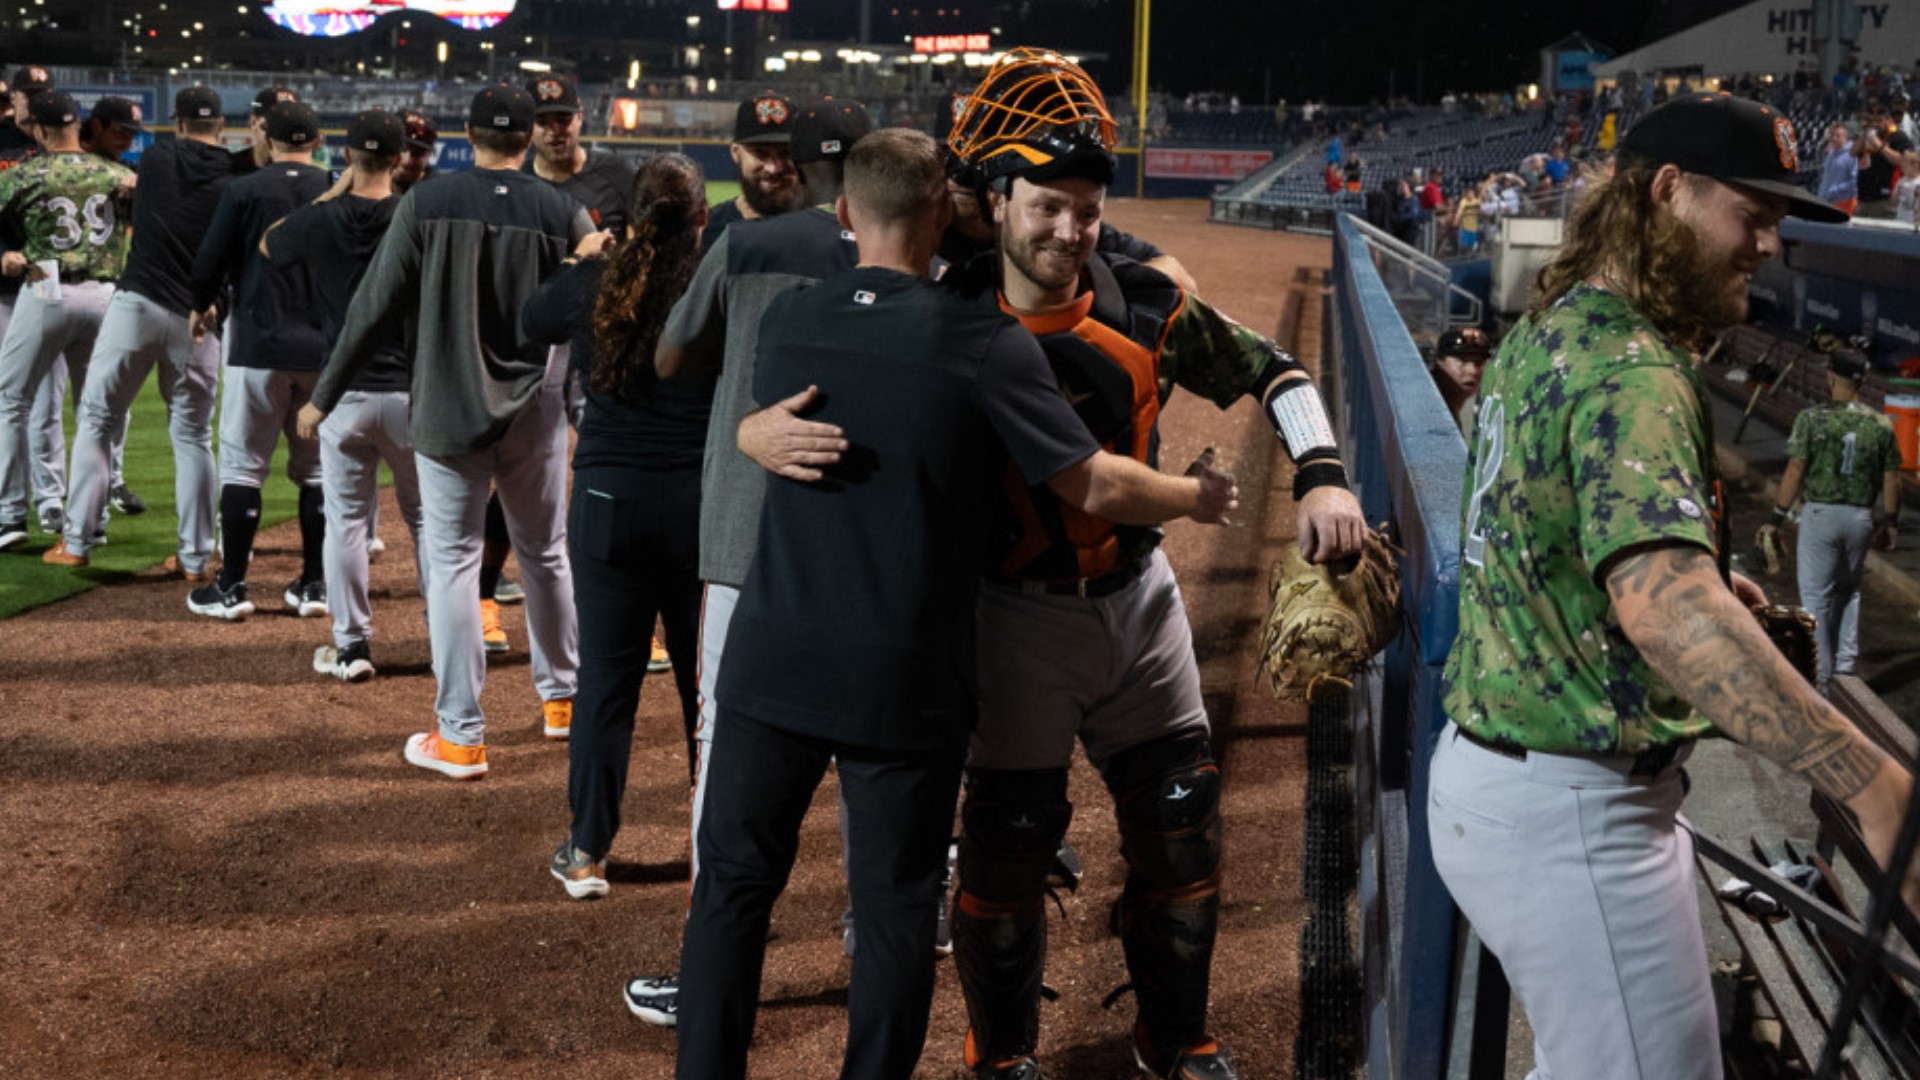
[117,134,247,317]
[189,159,330,370]
[264,193,410,392]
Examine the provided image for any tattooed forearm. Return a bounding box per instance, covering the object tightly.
[1608,545,1888,802]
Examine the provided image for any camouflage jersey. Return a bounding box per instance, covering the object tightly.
[1443,283,1721,753]
[1786,399,1901,507]
[0,150,135,284]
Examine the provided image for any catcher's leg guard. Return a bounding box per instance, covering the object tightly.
[954,767,1073,1066]
[1102,733,1223,1061]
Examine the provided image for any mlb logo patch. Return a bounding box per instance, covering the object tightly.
[853,290,876,305]
[493,114,511,127]
[495,185,509,195]
[819,139,841,156]
[840,229,856,242]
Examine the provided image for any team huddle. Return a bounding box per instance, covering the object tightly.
[0,52,1367,1080]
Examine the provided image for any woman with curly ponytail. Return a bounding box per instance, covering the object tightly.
[522,152,712,897]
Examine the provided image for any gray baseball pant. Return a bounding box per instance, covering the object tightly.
[1796,500,1874,687]
[415,381,577,747]
[690,581,741,883]
[218,365,322,489]
[1428,722,1719,1080]
[64,291,222,565]
[0,281,114,525]
[320,390,425,650]
[30,356,127,515]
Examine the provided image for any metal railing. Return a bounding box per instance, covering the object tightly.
[1342,215,1483,344]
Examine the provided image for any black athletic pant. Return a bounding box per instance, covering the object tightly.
[565,464,703,860]
[675,707,966,1080]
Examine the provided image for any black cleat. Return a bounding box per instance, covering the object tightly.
[623,973,678,1027]
[188,580,254,620]
[109,484,147,515]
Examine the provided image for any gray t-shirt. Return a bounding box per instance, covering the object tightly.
[658,207,857,585]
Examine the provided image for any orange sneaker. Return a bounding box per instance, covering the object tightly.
[648,635,671,673]
[542,698,573,741]
[403,732,489,780]
[480,599,508,654]
[41,538,88,567]
[161,555,213,583]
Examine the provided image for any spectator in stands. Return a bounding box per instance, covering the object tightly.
[1543,144,1571,185]
[1855,117,1909,219]
[1326,132,1343,167]
[1344,156,1363,192]
[1452,183,1484,253]
[1390,177,1425,246]
[1419,168,1444,212]
[1820,122,1860,213]
[1893,91,1916,146]
[1892,139,1919,227]
[1324,160,1343,194]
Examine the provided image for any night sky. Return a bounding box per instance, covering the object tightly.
[771,0,1752,102]
[6,0,1759,102]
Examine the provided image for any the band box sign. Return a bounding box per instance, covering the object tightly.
[1144,149,1273,181]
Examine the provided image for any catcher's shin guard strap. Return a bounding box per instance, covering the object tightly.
[1103,735,1224,896]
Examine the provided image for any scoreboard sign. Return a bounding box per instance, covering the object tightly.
[913,34,991,53]
[718,0,790,10]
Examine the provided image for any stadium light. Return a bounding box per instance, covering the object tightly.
[520,59,552,72]
[628,58,640,84]
[765,57,787,72]
[437,40,447,63]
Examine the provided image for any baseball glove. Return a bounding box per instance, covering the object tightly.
[1752,604,1820,685]
[1260,526,1404,701]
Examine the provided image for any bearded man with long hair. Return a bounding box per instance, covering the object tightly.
[1433,93,1919,1079]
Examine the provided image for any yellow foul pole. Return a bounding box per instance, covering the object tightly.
[1133,0,1149,197]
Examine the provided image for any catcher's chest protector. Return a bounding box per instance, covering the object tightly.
[996,261,1182,580]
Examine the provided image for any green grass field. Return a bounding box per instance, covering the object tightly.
[0,386,303,621]
[4,181,743,621]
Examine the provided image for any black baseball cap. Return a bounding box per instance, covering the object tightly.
[734,90,796,145]
[11,66,52,95]
[1618,92,1849,223]
[90,97,144,133]
[1829,348,1869,381]
[1435,326,1493,358]
[347,109,404,156]
[526,73,581,115]
[252,85,298,116]
[27,90,76,127]
[264,100,319,146]
[790,97,872,165]
[470,84,534,133]
[174,85,221,119]
[401,109,437,150]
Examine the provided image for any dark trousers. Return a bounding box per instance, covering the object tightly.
[676,707,966,1080]
[566,465,702,860]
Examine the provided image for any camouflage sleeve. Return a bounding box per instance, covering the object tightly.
[1159,293,1288,409]
[1783,408,1811,461]
[1570,365,1717,583]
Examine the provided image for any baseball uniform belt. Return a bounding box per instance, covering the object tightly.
[989,552,1152,599]
[1456,724,1693,780]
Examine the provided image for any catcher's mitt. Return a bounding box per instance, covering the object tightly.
[1752,604,1819,685]
[1260,526,1404,701]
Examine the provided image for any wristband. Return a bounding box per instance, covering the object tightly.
[1292,460,1348,500]
[1771,505,1789,523]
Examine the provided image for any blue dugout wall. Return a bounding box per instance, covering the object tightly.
[1328,214,1470,1079]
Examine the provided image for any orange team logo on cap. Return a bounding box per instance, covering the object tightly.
[536,78,565,101]
[755,97,789,125]
[1773,116,1798,171]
